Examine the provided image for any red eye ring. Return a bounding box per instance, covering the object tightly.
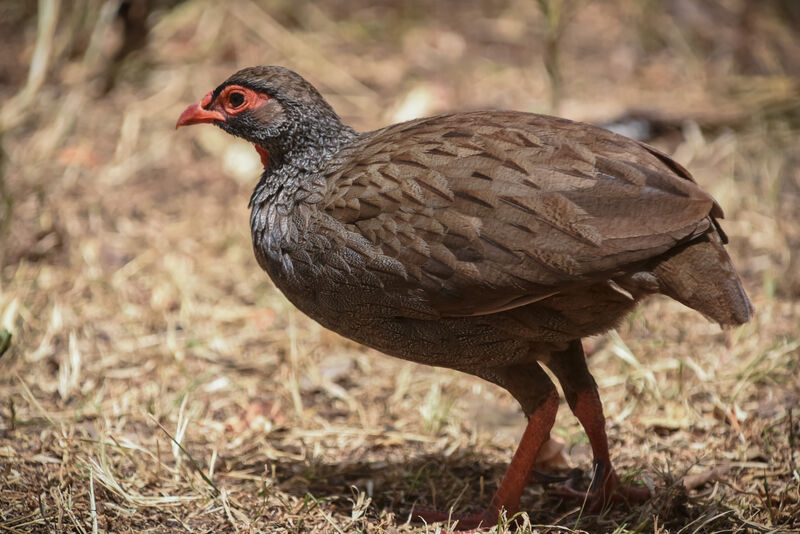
[218,85,270,115]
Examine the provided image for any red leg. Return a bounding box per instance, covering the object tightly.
[564,389,650,511]
[414,390,559,531]
[548,340,650,512]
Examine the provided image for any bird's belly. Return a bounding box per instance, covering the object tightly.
[263,248,641,371]
[267,274,560,370]
[305,301,539,369]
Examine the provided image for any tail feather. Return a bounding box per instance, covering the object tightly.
[653,234,753,326]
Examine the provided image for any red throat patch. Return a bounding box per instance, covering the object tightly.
[254,145,269,169]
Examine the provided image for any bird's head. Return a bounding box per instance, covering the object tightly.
[176,66,350,168]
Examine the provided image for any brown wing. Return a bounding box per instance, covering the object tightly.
[322,111,718,317]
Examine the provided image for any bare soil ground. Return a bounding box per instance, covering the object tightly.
[1,1,799,532]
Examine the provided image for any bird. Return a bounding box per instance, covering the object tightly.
[176,66,753,530]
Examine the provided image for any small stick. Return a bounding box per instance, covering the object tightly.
[89,471,98,534]
[148,414,220,496]
[38,494,55,534]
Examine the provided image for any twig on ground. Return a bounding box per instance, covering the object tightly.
[148,414,221,496]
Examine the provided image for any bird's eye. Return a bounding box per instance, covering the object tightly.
[228,91,245,108]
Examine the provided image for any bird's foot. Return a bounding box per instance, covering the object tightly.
[411,392,559,532]
[552,462,650,513]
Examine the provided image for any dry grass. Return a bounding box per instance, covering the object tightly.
[1,1,799,532]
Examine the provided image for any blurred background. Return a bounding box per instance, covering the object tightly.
[1,1,799,532]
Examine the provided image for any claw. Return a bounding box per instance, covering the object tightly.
[551,462,650,513]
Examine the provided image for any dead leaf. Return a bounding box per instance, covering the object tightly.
[534,437,571,470]
[225,400,284,434]
[57,145,101,169]
[252,308,276,330]
[682,465,729,491]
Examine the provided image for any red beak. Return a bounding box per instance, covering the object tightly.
[175,91,225,129]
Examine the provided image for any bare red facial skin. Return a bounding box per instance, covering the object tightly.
[214,86,273,169]
[254,144,270,169]
[216,85,270,116]
[175,85,271,129]
[176,85,272,169]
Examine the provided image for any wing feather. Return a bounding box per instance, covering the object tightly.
[322,112,717,317]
